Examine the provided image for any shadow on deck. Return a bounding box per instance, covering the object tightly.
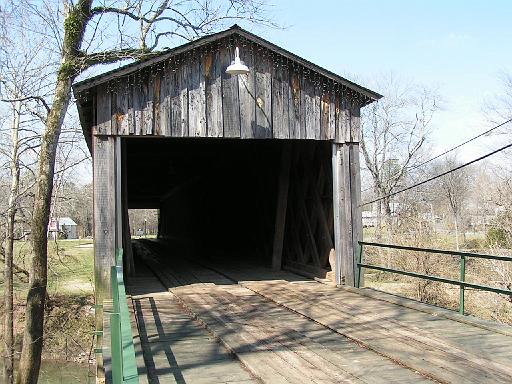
[125,239,512,384]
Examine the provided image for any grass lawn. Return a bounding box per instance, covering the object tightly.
[2,238,96,362]
[5,238,94,299]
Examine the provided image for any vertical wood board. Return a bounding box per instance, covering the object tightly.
[221,47,241,137]
[205,51,223,137]
[239,45,256,138]
[288,71,303,139]
[95,83,112,135]
[272,62,290,138]
[254,53,272,138]
[188,55,207,136]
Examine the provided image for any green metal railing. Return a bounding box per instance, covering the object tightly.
[356,241,512,315]
[109,248,139,383]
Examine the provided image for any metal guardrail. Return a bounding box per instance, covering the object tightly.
[110,248,139,384]
[356,241,512,315]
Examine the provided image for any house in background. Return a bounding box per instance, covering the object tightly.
[48,217,78,240]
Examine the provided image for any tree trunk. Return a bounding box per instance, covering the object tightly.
[4,100,21,384]
[454,214,460,252]
[16,77,72,384]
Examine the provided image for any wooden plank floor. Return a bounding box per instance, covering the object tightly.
[126,263,260,384]
[129,247,512,384]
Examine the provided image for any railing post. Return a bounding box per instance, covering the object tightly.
[459,255,466,315]
[110,313,123,384]
[356,242,364,288]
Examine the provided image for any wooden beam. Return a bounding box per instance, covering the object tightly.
[271,143,292,270]
[120,138,135,276]
[92,135,116,379]
[332,143,344,285]
[332,140,362,287]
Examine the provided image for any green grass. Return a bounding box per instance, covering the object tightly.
[5,239,94,299]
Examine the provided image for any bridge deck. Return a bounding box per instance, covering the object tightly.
[126,246,512,384]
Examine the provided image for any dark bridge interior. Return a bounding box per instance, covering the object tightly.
[125,138,334,275]
[126,138,283,266]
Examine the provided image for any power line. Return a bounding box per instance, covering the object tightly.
[361,118,512,193]
[360,140,512,207]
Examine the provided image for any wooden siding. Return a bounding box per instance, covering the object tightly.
[93,42,361,142]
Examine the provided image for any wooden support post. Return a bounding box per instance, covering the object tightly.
[93,134,116,379]
[272,143,292,270]
[332,103,362,286]
[120,138,135,276]
[115,137,122,251]
[332,143,344,285]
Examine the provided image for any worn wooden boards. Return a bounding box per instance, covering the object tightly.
[90,41,360,141]
[131,243,512,384]
[126,263,259,384]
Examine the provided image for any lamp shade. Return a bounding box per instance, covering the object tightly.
[226,47,250,75]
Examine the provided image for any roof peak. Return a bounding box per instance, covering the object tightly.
[73,25,381,102]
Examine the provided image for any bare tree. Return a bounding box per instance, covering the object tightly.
[3,1,276,382]
[0,15,52,383]
[360,74,440,238]
[434,156,471,251]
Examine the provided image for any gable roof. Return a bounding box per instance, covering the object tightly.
[58,217,77,226]
[73,25,382,103]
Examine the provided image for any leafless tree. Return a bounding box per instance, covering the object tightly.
[360,74,440,239]
[0,15,52,383]
[2,1,276,382]
[434,156,471,251]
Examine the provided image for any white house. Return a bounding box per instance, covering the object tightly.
[48,217,78,240]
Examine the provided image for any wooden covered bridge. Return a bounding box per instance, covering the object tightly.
[74,26,512,383]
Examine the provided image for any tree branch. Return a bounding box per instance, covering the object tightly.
[0,95,50,114]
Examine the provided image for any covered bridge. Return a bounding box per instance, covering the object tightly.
[74,24,380,302]
[75,25,512,384]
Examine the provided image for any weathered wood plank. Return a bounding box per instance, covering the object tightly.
[272,62,290,138]
[320,88,332,140]
[336,97,351,143]
[92,135,116,372]
[332,143,343,285]
[349,142,362,284]
[289,71,303,139]
[221,47,240,137]
[133,79,145,135]
[254,53,272,138]
[303,75,319,139]
[154,70,169,136]
[239,46,256,138]
[349,100,361,142]
[170,63,189,137]
[143,76,154,135]
[205,51,223,137]
[112,81,131,135]
[95,83,111,135]
[121,139,135,275]
[188,55,207,136]
[312,81,322,140]
[161,68,172,136]
[328,89,336,140]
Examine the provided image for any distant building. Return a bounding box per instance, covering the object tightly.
[48,217,78,240]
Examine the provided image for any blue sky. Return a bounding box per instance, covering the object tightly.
[256,0,512,158]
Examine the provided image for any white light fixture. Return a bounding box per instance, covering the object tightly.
[226,47,250,75]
